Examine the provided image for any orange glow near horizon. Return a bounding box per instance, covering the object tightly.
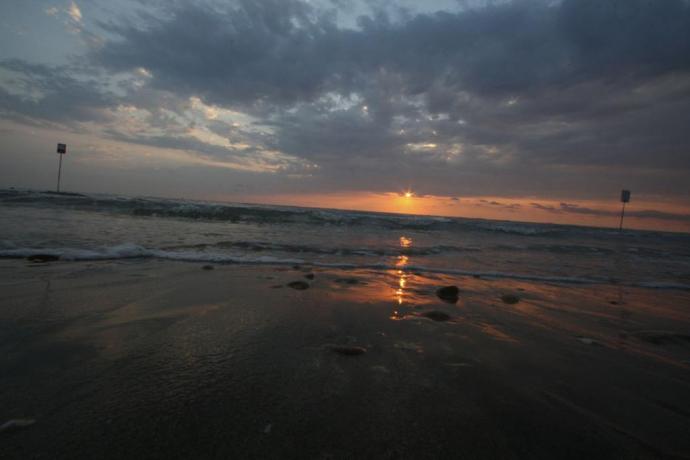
[220,191,690,233]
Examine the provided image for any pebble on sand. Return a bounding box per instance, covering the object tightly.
[202,265,214,270]
[287,281,310,290]
[0,419,36,433]
[304,273,315,280]
[27,254,59,263]
[500,294,520,304]
[436,285,460,303]
[576,336,603,346]
[420,311,452,322]
[328,345,367,356]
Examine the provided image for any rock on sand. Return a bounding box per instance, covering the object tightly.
[501,294,520,304]
[287,281,310,290]
[436,286,459,303]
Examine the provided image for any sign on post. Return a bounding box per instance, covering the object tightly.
[56,143,67,192]
[619,189,631,232]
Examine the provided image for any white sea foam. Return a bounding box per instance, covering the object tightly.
[2,243,689,290]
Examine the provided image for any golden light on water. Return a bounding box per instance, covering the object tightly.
[394,243,410,306]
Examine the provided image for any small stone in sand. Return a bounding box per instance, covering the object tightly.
[576,336,603,346]
[27,254,59,263]
[304,273,315,280]
[287,281,309,290]
[436,286,459,303]
[292,265,302,270]
[0,419,36,433]
[421,310,452,322]
[501,294,520,304]
[270,284,284,289]
[202,265,214,270]
[329,345,367,356]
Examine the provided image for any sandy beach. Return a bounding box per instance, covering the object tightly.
[1,258,689,459]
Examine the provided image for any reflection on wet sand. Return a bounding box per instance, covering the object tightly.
[323,260,690,367]
[3,259,690,459]
[394,237,412,317]
[278,235,690,368]
[395,255,408,306]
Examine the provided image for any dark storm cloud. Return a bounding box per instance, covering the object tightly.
[93,0,690,103]
[94,0,346,107]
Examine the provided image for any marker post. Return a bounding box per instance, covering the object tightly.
[619,189,631,232]
[56,143,66,192]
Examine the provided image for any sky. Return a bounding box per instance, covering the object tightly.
[1,0,689,231]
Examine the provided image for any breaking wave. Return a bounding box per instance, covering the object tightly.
[3,188,676,238]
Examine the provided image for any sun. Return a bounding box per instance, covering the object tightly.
[404,191,413,198]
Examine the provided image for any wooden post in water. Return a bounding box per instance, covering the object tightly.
[619,189,631,232]
[56,143,66,192]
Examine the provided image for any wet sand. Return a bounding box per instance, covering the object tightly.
[1,259,689,459]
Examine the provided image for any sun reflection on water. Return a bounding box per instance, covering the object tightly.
[394,237,412,309]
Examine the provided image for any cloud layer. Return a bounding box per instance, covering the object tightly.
[1,0,690,207]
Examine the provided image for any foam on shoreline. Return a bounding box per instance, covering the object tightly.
[3,243,689,290]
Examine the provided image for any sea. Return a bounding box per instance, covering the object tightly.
[1,188,689,290]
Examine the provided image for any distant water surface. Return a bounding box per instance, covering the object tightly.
[1,188,689,289]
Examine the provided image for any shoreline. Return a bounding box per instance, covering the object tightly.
[1,259,689,459]
[2,252,688,291]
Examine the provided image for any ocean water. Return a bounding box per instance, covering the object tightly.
[1,188,689,290]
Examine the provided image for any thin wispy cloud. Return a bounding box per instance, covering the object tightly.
[67,1,82,23]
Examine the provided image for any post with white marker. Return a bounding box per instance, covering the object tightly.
[56,143,67,192]
[619,189,631,232]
